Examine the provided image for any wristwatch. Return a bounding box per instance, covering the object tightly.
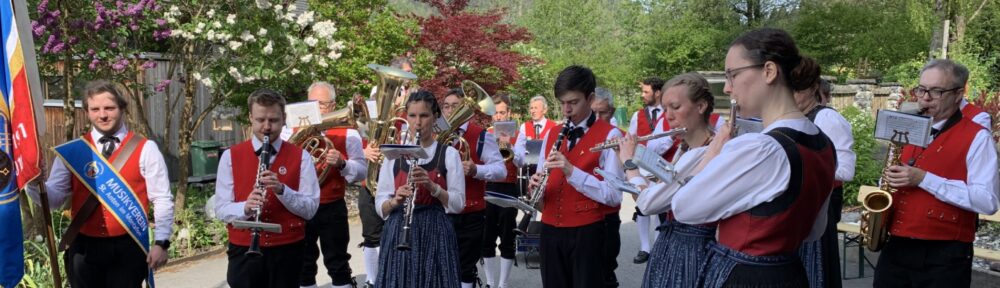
[155,240,171,250]
[623,159,638,171]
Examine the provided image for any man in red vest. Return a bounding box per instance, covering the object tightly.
[482,93,520,288]
[298,82,367,288]
[441,88,507,288]
[213,89,320,288]
[592,87,618,128]
[591,86,626,287]
[875,59,1000,287]
[528,65,625,288]
[513,95,557,168]
[628,77,673,264]
[29,80,173,288]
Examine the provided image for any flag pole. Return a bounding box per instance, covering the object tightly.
[33,184,62,287]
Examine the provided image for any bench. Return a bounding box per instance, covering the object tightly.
[838,185,1000,279]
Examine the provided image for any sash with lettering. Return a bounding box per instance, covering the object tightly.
[52,138,155,287]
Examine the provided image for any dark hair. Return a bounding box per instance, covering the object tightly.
[445,87,464,98]
[247,88,287,111]
[642,77,665,92]
[83,80,128,111]
[819,78,832,101]
[493,92,511,106]
[406,90,441,117]
[554,65,596,99]
[730,28,819,91]
[664,73,715,123]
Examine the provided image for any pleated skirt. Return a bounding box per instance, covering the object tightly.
[642,220,715,288]
[798,239,824,288]
[376,205,461,288]
[699,242,808,288]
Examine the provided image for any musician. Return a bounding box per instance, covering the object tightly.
[482,93,519,288]
[441,88,507,288]
[873,59,1000,287]
[671,28,836,287]
[375,90,465,287]
[628,76,671,264]
[28,80,173,288]
[618,72,717,288]
[528,65,625,288]
[591,86,624,288]
[213,88,320,288]
[513,95,557,167]
[792,76,856,288]
[299,82,367,288]
[960,98,992,131]
[818,78,833,106]
[592,87,618,127]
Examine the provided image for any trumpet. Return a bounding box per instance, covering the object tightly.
[246,135,273,257]
[396,131,421,251]
[498,141,514,162]
[589,127,687,152]
[515,120,572,234]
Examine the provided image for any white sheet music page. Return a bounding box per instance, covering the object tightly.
[874,109,933,147]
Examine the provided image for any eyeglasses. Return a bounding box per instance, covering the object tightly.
[725,64,765,82]
[911,86,962,99]
[318,100,335,108]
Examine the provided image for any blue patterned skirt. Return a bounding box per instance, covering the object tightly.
[376,205,461,288]
[642,219,715,288]
[798,239,824,288]
[699,243,807,288]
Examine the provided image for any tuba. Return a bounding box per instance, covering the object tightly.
[860,130,908,252]
[288,98,369,180]
[365,64,417,192]
[436,80,496,160]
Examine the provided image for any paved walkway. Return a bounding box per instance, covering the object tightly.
[156,198,876,287]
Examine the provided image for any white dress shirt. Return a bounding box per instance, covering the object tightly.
[213,136,320,223]
[537,114,624,207]
[635,146,707,215]
[916,118,999,215]
[960,99,993,131]
[514,118,552,167]
[458,122,506,182]
[628,105,673,157]
[374,141,466,219]
[671,118,830,241]
[813,108,856,182]
[338,129,368,183]
[28,126,174,241]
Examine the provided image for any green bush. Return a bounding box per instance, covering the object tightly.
[169,185,228,258]
[841,106,884,207]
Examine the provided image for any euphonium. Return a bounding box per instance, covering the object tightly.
[288,98,369,180]
[246,135,273,257]
[860,130,908,252]
[437,80,496,159]
[365,64,417,192]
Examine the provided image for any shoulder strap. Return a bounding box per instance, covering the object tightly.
[749,128,803,217]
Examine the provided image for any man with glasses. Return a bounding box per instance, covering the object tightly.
[298,82,367,288]
[873,59,1000,287]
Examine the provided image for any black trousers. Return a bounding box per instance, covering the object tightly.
[227,240,305,288]
[359,185,384,248]
[65,235,148,288]
[540,221,606,288]
[450,210,487,283]
[483,183,519,259]
[822,187,843,288]
[301,199,353,286]
[873,236,973,288]
[603,213,621,288]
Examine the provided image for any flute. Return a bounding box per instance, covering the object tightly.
[589,127,687,152]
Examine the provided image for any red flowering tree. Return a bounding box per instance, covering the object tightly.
[414,0,535,98]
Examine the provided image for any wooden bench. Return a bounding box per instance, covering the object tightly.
[838,185,1000,279]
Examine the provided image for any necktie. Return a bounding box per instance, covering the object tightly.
[566,126,585,151]
[534,124,542,137]
[255,144,277,157]
[649,108,660,131]
[99,135,119,158]
[930,128,941,138]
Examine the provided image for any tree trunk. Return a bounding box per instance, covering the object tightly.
[928,0,947,59]
[173,72,197,213]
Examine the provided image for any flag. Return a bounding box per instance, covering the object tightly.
[0,0,43,286]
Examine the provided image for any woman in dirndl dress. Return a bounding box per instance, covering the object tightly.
[670,28,838,288]
[374,91,465,288]
[616,72,718,288]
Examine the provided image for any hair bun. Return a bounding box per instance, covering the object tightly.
[788,56,820,91]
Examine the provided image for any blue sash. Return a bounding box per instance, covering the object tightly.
[53,138,155,287]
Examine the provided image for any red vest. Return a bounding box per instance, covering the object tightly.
[457,123,488,213]
[318,128,350,204]
[525,119,557,140]
[393,143,449,206]
[227,140,306,247]
[961,103,990,129]
[635,107,669,140]
[717,128,836,256]
[541,120,615,227]
[709,113,721,128]
[488,127,518,184]
[71,132,149,238]
[890,118,981,242]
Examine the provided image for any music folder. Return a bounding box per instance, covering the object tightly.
[492,121,518,138]
[231,220,282,233]
[380,144,430,160]
[485,192,538,212]
[632,144,675,183]
[595,168,640,195]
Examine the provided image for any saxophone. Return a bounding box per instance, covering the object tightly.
[859,130,908,252]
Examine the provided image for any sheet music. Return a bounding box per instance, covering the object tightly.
[366,100,379,119]
[285,101,322,129]
[595,169,640,195]
[734,117,764,137]
[524,140,544,166]
[632,144,675,183]
[380,144,429,160]
[493,121,518,138]
[874,109,933,147]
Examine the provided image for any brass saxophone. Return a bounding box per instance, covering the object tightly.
[859,130,908,251]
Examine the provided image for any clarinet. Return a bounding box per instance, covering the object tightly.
[515,120,572,235]
[246,135,273,257]
[396,131,421,251]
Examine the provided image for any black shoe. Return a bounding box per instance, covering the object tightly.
[633,251,650,264]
